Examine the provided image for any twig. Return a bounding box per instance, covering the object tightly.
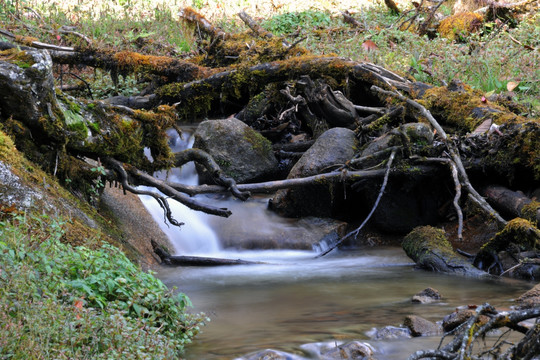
[238,10,290,48]
[0,28,75,52]
[353,104,386,114]
[316,149,397,258]
[412,156,463,241]
[508,33,536,51]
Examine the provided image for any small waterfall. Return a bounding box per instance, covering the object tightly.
[138,128,221,255]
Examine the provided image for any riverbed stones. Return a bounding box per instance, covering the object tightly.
[193,118,279,183]
[269,127,358,217]
[403,315,441,337]
[412,287,442,304]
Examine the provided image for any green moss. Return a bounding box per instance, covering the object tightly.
[403,225,453,258]
[480,218,540,253]
[481,122,540,181]
[438,12,484,41]
[522,201,540,226]
[0,48,36,68]
[0,130,20,166]
[243,127,273,157]
[420,85,524,133]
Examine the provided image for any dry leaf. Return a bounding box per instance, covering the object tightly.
[507,81,520,92]
[362,40,378,51]
[472,118,492,134]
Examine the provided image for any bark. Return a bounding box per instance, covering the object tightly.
[409,304,540,360]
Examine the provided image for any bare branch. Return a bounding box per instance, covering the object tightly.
[371,85,507,227]
[316,148,397,258]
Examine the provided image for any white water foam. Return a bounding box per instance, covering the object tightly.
[138,129,221,255]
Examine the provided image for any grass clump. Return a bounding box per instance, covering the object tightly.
[0,214,206,359]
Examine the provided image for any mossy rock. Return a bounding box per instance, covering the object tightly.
[269,127,358,217]
[193,118,279,183]
[480,218,540,253]
[438,12,484,41]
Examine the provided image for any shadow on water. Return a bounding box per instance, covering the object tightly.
[140,127,533,359]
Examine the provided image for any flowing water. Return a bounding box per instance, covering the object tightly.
[141,128,533,359]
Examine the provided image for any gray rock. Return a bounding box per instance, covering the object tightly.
[193,118,279,184]
[367,325,411,340]
[412,287,442,304]
[0,48,55,126]
[269,127,358,217]
[403,315,441,337]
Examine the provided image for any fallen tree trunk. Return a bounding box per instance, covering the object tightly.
[151,240,264,266]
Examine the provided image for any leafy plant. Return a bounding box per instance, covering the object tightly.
[262,10,332,35]
[0,214,206,359]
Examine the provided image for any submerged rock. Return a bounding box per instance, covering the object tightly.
[193,118,279,183]
[269,127,358,217]
[412,287,442,304]
[366,325,412,340]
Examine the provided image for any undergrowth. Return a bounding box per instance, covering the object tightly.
[0,214,206,359]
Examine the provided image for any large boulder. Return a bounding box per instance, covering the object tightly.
[0,47,55,127]
[193,118,279,184]
[269,127,358,217]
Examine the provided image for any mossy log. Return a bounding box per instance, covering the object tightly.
[403,226,488,277]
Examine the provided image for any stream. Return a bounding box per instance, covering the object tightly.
[141,129,532,359]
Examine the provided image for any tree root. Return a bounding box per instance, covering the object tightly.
[371,85,507,231]
[316,148,397,258]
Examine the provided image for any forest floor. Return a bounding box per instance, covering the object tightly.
[1,0,538,115]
